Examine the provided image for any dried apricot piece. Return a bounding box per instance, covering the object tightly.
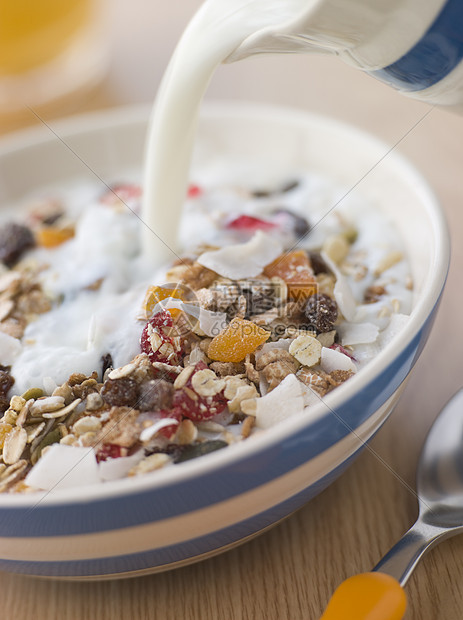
[207,317,270,363]
[142,284,186,319]
[36,226,75,248]
[263,250,316,301]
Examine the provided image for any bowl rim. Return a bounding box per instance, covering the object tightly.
[0,101,450,506]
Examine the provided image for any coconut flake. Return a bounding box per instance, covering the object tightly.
[338,322,379,346]
[197,231,283,279]
[98,449,144,482]
[320,346,357,373]
[255,374,305,429]
[321,251,357,321]
[0,332,21,366]
[25,444,100,491]
[139,417,180,442]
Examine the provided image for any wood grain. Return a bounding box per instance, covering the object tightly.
[1,2,463,618]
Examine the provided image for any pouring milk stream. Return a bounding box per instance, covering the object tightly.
[143,0,462,262]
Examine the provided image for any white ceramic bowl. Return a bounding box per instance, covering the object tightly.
[0,102,449,579]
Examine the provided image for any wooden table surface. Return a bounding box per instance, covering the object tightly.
[1,2,463,618]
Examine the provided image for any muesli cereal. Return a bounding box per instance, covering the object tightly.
[0,169,413,492]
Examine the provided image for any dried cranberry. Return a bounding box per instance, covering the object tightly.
[271,209,310,238]
[101,377,139,407]
[100,183,142,207]
[138,379,174,412]
[330,343,356,362]
[172,362,227,422]
[187,184,202,199]
[0,223,35,267]
[95,444,123,463]
[140,310,183,365]
[226,214,276,233]
[0,370,14,395]
[304,293,338,333]
[308,251,329,275]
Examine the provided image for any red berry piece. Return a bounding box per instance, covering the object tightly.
[140,310,183,365]
[100,183,142,207]
[95,443,124,463]
[187,184,202,199]
[226,214,276,233]
[329,343,357,362]
[172,361,227,422]
[157,409,183,439]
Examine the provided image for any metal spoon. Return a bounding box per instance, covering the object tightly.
[320,388,463,619]
[373,387,463,584]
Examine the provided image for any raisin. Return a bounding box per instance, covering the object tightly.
[271,208,310,238]
[0,371,14,394]
[0,223,35,267]
[101,377,139,407]
[175,440,228,463]
[101,353,114,379]
[0,395,9,415]
[308,251,329,275]
[138,379,174,412]
[304,293,338,333]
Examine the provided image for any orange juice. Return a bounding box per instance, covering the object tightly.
[0,0,94,76]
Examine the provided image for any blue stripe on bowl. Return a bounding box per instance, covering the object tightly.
[0,300,441,541]
[373,0,463,91]
[0,447,364,577]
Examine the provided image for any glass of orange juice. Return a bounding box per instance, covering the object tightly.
[0,0,108,119]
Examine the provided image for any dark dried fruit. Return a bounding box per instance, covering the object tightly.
[138,379,174,412]
[308,251,329,275]
[101,377,139,407]
[271,208,310,238]
[101,353,113,379]
[304,293,338,333]
[0,395,9,415]
[175,440,228,463]
[0,222,35,267]
[0,371,14,395]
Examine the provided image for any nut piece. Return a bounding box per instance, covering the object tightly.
[191,369,225,397]
[173,365,195,389]
[175,419,198,445]
[224,377,258,413]
[129,453,172,476]
[256,349,299,391]
[72,416,102,436]
[322,234,350,264]
[289,334,322,367]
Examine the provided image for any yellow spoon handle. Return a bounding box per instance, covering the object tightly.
[320,572,407,620]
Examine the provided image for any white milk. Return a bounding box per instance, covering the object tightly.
[142,0,307,264]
